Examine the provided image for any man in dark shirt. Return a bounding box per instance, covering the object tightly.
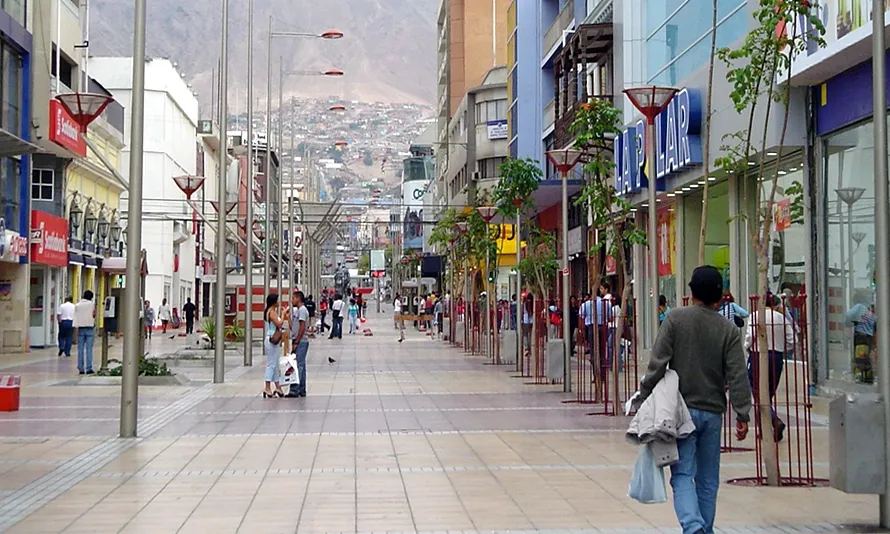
[183,298,197,334]
[640,266,751,534]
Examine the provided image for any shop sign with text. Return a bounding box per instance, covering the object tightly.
[614,88,702,196]
[49,100,86,157]
[30,210,69,266]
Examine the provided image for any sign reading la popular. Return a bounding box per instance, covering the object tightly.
[49,100,87,157]
[30,210,69,266]
[614,88,703,196]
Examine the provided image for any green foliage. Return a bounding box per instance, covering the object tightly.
[100,355,172,377]
[357,253,370,274]
[224,320,245,342]
[200,317,216,349]
[492,158,543,219]
[429,207,460,252]
[571,98,646,261]
[785,180,804,225]
[518,226,558,299]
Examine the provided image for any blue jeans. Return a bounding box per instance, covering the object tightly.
[291,341,309,396]
[76,327,95,373]
[58,320,74,356]
[671,408,723,534]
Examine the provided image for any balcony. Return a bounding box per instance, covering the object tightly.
[553,24,614,149]
[542,0,575,59]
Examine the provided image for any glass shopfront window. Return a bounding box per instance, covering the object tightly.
[823,120,882,385]
[763,153,807,294]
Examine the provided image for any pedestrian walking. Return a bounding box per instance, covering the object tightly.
[262,293,285,398]
[144,301,154,340]
[57,296,75,358]
[285,290,310,398]
[638,265,751,534]
[183,297,197,334]
[319,298,329,333]
[329,293,344,339]
[393,294,402,330]
[305,295,317,337]
[158,298,172,333]
[74,290,96,375]
[348,298,359,334]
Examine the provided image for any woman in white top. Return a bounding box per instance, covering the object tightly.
[393,294,402,330]
[744,294,795,441]
[158,299,172,333]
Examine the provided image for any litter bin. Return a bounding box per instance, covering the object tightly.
[830,393,886,494]
[0,375,20,412]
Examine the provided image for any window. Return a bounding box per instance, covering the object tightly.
[0,41,22,136]
[50,46,76,90]
[645,0,746,84]
[2,0,25,28]
[1,157,19,231]
[476,99,508,124]
[478,157,506,180]
[31,169,54,201]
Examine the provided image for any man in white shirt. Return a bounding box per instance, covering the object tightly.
[329,294,345,339]
[57,296,76,357]
[73,290,97,375]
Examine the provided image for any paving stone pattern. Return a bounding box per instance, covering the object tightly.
[0,312,882,533]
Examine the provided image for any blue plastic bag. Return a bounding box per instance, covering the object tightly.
[628,445,667,504]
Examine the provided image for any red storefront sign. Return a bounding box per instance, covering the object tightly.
[656,207,675,276]
[775,198,792,232]
[30,211,69,266]
[49,100,86,157]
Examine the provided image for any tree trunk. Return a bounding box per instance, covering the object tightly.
[698,0,718,265]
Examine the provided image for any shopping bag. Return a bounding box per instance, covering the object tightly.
[628,445,667,504]
[278,355,300,386]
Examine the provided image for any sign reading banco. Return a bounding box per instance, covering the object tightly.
[614,88,703,196]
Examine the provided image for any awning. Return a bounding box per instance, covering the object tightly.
[84,256,98,268]
[101,255,149,276]
[0,129,42,158]
[68,253,84,266]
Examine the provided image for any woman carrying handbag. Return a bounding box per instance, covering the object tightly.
[263,293,285,398]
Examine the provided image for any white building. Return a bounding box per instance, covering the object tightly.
[90,57,200,314]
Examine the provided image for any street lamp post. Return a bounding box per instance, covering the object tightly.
[213,0,230,384]
[545,148,582,393]
[120,0,147,437]
[871,0,890,522]
[245,0,255,367]
[622,86,678,347]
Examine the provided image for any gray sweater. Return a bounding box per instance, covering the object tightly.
[640,304,752,423]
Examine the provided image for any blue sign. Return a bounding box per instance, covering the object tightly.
[615,88,702,196]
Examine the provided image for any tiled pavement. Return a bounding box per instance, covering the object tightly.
[0,311,883,533]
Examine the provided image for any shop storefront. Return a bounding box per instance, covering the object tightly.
[810,53,890,389]
[0,221,29,351]
[29,210,68,348]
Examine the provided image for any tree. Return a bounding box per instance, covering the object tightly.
[358,253,370,274]
[518,226,558,302]
[571,97,647,408]
[715,0,825,486]
[698,0,719,264]
[493,158,543,220]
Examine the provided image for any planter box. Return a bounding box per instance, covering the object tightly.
[546,340,564,383]
[501,331,517,365]
[77,375,187,386]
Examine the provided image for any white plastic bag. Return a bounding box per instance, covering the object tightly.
[628,445,667,504]
[278,355,299,386]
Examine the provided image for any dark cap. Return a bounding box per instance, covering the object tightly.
[688,265,723,305]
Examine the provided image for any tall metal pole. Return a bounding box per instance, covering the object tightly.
[646,119,659,347]
[515,212,522,372]
[243,0,254,366]
[214,0,229,383]
[120,0,147,438]
[289,98,296,290]
[561,171,571,393]
[871,0,890,524]
[264,16,272,303]
[278,56,284,296]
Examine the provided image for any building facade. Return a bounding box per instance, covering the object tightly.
[90,57,200,318]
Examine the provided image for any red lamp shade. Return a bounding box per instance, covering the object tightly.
[329,104,346,111]
[320,29,344,39]
[455,222,468,234]
[476,206,497,223]
[334,140,348,148]
[323,68,344,77]
[172,175,206,199]
[545,148,583,175]
[210,201,238,215]
[55,93,115,129]
[622,86,680,121]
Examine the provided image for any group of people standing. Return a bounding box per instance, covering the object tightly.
[57,291,97,375]
[261,290,311,398]
[141,298,197,339]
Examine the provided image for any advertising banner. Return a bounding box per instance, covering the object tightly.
[402,180,428,250]
[656,207,675,277]
[370,249,385,272]
[30,211,68,266]
[49,100,86,157]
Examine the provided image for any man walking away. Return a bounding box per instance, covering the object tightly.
[58,296,75,357]
[638,266,751,534]
[330,293,344,339]
[158,298,172,333]
[305,295,317,337]
[74,290,97,375]
[183,297,197,335]
[285,290,310,397]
